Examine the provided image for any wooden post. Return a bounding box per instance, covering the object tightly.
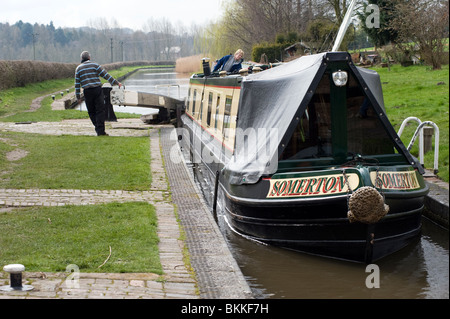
[423,127,434,153]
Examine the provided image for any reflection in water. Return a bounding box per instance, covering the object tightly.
[419,222,449,299]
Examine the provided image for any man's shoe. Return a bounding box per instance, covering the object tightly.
[98,133,109,136]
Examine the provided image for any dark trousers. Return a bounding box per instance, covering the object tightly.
[84,86,106,135]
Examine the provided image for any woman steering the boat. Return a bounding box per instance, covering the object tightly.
[212,49,244,73]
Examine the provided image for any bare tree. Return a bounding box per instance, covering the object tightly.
[209,0,329,57]
[390,0,449,69]
[160,18,176,60]
[325,0,349,25]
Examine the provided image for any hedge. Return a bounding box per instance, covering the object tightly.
[0,60,175,90]
[252,43,286,63]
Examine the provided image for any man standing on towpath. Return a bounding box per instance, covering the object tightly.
[75,51,122,136]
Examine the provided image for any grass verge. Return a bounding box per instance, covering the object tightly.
[0,132,151,190]
[0,202,161,274]
[373,63,449,182]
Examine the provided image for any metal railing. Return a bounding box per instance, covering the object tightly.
[398,117,440,174]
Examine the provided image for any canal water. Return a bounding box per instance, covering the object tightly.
[79,68,190,116]
[126,68,449,299]
[118,68,190,116]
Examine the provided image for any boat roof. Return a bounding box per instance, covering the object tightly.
[224,51,422,185]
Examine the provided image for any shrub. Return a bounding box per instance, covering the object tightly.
[175,55,204,74]
[0,60,76,90]
[252,43,285,63]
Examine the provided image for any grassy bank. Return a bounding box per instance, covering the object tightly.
[373,64,449,182]
[0,132,151,190]
[0,202,161,274]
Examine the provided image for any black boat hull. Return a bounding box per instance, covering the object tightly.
[223,192,423,263]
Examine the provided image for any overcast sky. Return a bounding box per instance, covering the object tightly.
[0,0,224,30]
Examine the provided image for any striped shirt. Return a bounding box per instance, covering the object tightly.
[75,61,119,99]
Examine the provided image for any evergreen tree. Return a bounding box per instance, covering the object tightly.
[55,27,68,46]
[357,0,399,47]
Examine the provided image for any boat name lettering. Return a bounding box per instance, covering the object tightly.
[266,173,359,198]
[370,171,420,190]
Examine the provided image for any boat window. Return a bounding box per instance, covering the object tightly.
[215,95,221,129]
[280,77,333,160]
[223,96,232,139]
[186,88,191,113]
[207,92,213,127]
[199,92,205,122]
[192,90,197,117]
[346,74,395,156]
[280,72,396,162]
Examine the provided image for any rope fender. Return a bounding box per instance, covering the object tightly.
[347,186,389,224]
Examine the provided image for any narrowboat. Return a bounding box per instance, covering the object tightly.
[179,51,429,263]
